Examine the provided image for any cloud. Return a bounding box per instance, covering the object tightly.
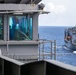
[39,0,76,26]
[44,2,66,13]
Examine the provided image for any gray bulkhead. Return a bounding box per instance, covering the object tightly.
[0,3,41,62]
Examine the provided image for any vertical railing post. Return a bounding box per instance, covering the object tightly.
[38,42,40,60]
[42,41,44,60]
[54,40,56,60]
[51,42,52,59]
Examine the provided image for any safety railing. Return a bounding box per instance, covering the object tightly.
[38,39,56,60]
[2,39,57,62]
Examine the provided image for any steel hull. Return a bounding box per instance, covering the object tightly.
[65,41,76,50]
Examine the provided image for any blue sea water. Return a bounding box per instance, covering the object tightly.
[38,26,76,66]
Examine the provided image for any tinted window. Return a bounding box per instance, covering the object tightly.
[0,15,3,40]
[9,15,33,40]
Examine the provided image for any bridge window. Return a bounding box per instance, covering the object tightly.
[9,15,33,40]
[0,15,3,40]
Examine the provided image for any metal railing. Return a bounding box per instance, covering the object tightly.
[38,39,56,60]
[2,39,57,62]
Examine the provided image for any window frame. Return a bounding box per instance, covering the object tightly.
[8,14,33,41]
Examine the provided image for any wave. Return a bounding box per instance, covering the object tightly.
[56,45,62,49]
[63,45,71,50]
[73,51,76,54]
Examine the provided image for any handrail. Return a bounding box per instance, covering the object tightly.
[38,39,56,60]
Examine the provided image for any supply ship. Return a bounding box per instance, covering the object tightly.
[64,26,76,50]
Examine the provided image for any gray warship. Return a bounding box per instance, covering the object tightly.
[64,26,76,50]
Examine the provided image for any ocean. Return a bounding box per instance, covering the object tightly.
[38,26,76,66]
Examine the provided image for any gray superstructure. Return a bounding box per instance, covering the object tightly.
[0,0,48,62]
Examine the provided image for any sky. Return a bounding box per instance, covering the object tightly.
[39,0,76,26]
